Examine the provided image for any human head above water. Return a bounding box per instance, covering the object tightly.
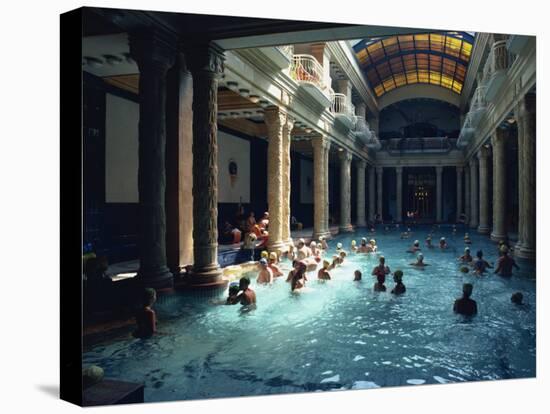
[354,270,362,280]
[239,276,251,290]
[476,250,484,259]
[462,283,473,298]
[143,288,157,307]
[511,291,523,304]
[379,256,385,265]
[394,269,403,282]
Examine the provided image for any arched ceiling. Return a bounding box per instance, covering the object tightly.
[352,31,475,98]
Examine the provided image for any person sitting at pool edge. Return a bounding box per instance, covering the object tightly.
[353,270,362,282]
[257,258,273,285]
[408,239,421,253]
[391,270,406,295]
[439,237,448,249]
[459,247,473,263]
[453,283,477,316]
[374,273,386,292]
[473,250,492,274]
[318,260,331,280]
[133,288,157,339]
[494,246,520,277]
[410,252,429,268]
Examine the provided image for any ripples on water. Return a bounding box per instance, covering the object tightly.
[83,225,536,402]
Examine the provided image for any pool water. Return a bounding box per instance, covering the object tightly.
[83,224,536,402]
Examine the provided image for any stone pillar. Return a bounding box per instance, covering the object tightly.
[477,146,491,234]
[282,115,294,247]
[517,93,536,258]
[376,167,383,221]
[312,135,330,239]
[339,150,353,232]
[469,158,479,229]
[464,164,471,226]
[166,52,194,275]
[491,128,508,241]
[264,106,286,254]
[129,31,175,289]
[187,43,225,285]
[435,166,443,223]
[456,166,463,223]
[323,141,331,235]
[514,102,524,251]
[368,165,375,223]
[356,160,367,227]
[395,166,403,222]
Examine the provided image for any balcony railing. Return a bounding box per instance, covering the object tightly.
[468,85,488,126]
[457,112,475,148]
[290,54,332,106]
[330,93,356,128]
[383,137,456,154]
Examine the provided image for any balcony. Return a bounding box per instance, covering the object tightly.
[457,112,475,148]
[483,40,510,102]
[330,93,356,128]
[383,137,456,154]
[468,85,488,127]
[506,35,530,57]
[257,44,294,70]
[290,54,332,107]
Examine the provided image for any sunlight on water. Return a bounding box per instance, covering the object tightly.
[83,224,536,402]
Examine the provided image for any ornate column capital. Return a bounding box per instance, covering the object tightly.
[184,42,225,77]
[356,159,367,170]
[338,149,352,163]
[312,134,330,150]
[477,145,491,160]
[435,165,444,175]
[284,115,295,134]
[264,106,287,131]
[129,30,176,72]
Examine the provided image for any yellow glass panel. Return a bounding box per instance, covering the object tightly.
[418,70,430,83]
[398,35,415,51]
[415,33,430,49]
[430,34,444,52]
[440,74,454,89]
[394,73,407,87]
[383,36,399,55]
[452,82,463,93]
[374,84,385,96]
[390,56,404,72]
[429,71,441,85]
[383,78,396,91]
[406,71,418,83]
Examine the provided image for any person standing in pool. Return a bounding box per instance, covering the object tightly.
[133,288,157,339]
[407,239,421,253]
[268,252,283,278]
[453,283,477,316]
[439,237,448,249]
[235,276,256,306]
[494,247,520,277]
[458,247,473,263]
[425,235,434,248]
[372,256,390,279]
[410,252,429,268]
[318,260,331,280]
[291,261,308,292]
[391,270,406,295]
[353,270,362,281]
[473,250,492,274]
[373,273,386,292]
[257,258,273,285]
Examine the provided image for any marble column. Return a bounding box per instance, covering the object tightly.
[313,135,330,239]
[456,166,463,223]
[129,31,175,289]
[282,115,294,248]
[187,43,225,285]
[376,166,383,221]
[368,166,375,223]
[356,160,367,227]
[339,150,353,232]
[491,128,508,241]
[477,146,491,234]
[435,166,443,223]
[395,166,403,222]
[464,165,471,226]
[517,93,536,258]
[166,52,194,275]
[323,141,331,236]
[469,158,479,229]
[514,102,524,251]
[264,106,286,254]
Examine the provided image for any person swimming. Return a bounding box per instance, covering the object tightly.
[350,240,358,252]
[268,252,283,277]
[296,238,311,260]
[358,237,372,253]
[391,270,406,295]
[410,252,429,268]
[353,270,362,281]
[439,237,448,249]
[290,261,308,292]
[458,247,473,263]
[473,250,492,274]
[369,239,378,252]
[373,273,386,292]
[494,246,520,277]
[235,276,257,307]
[408,239,421,253]
[318,260,331,280]
[257,258,274,285]
[453,283,477,316]
[336,242,343,252]
[425,235,433,248]
[338,250,347,265]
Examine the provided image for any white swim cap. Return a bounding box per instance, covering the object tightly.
[414,240,419,245]
[417,253,424,260]
[465,247,470,252]
[441,237,445,241]
[299,238,305,244]
[310,241,317,247]
[337,242,343,249]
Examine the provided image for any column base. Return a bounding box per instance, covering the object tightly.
[267,240,287,255]
[312,230,331,241]
[477,225,491,234]
[339,224,354,233]
[514,241,523,251]
[469,223,479,230]
[356,220,366,228]
[516,246,536,260]
[137,266,174,290]
[284,238,294,251]
[490,232,508,242]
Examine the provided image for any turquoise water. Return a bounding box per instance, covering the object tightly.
[83,224,536,402]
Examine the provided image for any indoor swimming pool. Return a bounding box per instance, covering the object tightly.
[83,224,536,402]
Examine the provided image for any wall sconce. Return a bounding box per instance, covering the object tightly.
[249,95,260,103]
[226,81,239,92]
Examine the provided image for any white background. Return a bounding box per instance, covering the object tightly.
[0,0,548,412]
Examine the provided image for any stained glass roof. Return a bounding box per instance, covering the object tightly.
[352,32,475,97]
